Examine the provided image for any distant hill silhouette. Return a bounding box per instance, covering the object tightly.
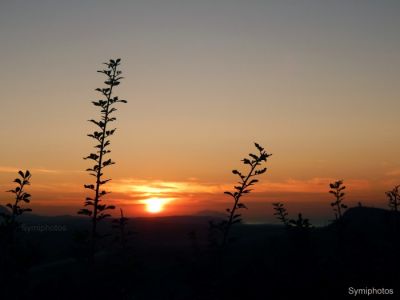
[0,205,10,215]
[194,210,226,219]
[325,206,400,237]
[341,206,400,226]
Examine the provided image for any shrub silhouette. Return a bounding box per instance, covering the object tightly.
[386,185,400,212]
[112,208,134,253]
[271,201,313,271]
[329,180,347,221]
[0,171,33,298]
[0,170,32,240]
[210,143,271,249]
[78,58,127,261]
[289,213,312,229]
[272,202,312,229]
[272,202,290,226]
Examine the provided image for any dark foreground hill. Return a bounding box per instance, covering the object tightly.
[1,207,399,299]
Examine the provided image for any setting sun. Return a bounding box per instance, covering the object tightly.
[144,197,171,214]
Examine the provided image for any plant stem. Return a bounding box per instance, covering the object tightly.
[90,64,117,259]
[221,161,258,248]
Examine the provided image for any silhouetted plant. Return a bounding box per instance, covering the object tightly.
[0,171,35,298]
[386,185,400,212]
[289,213,312,229]
[0,170,32,238]
[272,202,290,226]
[210,143,271,249]
[272,202,312,229]
[112,208,134,253]
[329,180,347,221]
[78,58,127,261]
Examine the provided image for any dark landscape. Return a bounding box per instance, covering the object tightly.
[1,205,399,299]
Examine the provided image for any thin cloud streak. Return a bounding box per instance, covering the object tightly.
[0,166,83,174]
[385,169,400,177]
[111,177,370,194]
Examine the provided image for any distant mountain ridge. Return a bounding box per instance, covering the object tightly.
[0,205,10,214]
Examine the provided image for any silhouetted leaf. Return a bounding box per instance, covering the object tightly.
[256,168,267,175]
[84,184,95,190]
[224,191,234,197]
[254,142,264,152]
[242,158,251,165]
[78,209,92,216]
[237,203,247,209]
[249,153,259,161]
[249,179,259,185]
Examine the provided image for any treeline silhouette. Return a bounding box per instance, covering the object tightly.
[1,59,399,299]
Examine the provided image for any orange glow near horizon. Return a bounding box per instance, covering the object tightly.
[0,171,396,220]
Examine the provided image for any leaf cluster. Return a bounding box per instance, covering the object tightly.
[223,143,271,222]
[386,185,400,211]
[272,202,289,226]
[329,180,347,219]
[1,171,32,224]
[288,213,312,229]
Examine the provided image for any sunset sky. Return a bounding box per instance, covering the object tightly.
[0,1,399,223]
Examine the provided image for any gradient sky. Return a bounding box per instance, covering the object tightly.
[1,0,399,223]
